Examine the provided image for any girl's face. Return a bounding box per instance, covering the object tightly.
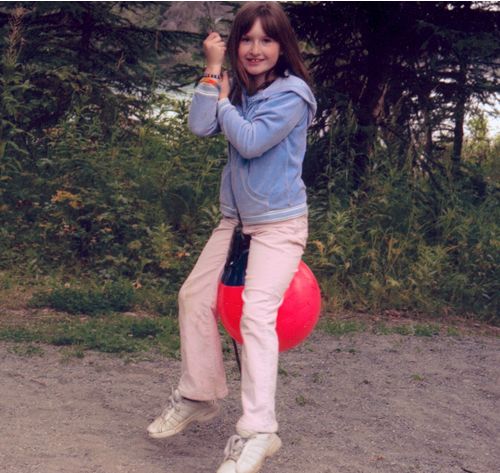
[238,18,281,88]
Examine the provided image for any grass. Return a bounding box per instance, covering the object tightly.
[0,313,180,356]
[1,304,495,360]
[312,372,325,384]
[0,327,40,343]
[372,321,392,335]
[0,269,182,357]
[59,346,86,362]
[0,269,497,359]
[446,326,461,337]
[391,324,413,336]
[0,269,179,317]
[319,319,366,336]
[295,394,308,406]
[414,323,441,337]
[29,282,136,316]
[7,344,44,357]
[316,312,495,339]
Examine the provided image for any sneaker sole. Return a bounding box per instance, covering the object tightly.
[236,434,282,473]
[147,406,219,439]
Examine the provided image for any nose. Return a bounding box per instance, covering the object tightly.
[249,41,261,55]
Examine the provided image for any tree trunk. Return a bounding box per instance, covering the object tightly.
[452,60,467,178]
[423,105,433,161]
[352,75,387,190]
[78,10,93,72]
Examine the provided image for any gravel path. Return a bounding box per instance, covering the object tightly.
[1,329,499,473]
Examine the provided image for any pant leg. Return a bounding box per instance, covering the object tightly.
[177,217,239,401]
[236,215,308,434]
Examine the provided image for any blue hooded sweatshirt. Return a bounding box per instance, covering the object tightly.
[188,73,317,224]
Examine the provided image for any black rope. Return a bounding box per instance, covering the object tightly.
[232,337,242,375]
[227,211,245,378]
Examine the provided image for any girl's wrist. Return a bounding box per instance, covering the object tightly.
[199,77,220,89]
[205,64,223,75]
[203,72,222,80]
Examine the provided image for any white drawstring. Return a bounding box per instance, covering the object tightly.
[162,388,182,416]
[223,434,246,462]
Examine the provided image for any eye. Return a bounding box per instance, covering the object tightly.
[262,37,273,44]
[241,36,251,43]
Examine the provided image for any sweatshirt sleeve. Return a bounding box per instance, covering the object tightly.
[188,83,221,137]
[217,92,307,159]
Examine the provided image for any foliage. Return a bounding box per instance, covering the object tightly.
[0,2,193,131]
[0,2,498,328]
[0,314,180,355]
[463,109,500,184]
[287,1,500,188]
[0,45,228,317]
[0,88,226,287]
[307,147,499,323]
[30,281,135,316]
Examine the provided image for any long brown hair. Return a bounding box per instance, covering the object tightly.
[227,2,311,105]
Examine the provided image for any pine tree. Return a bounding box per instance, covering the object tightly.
[286,1,500,189]
[0,2,195,132]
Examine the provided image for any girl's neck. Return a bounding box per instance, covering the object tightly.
[248,70,278,94]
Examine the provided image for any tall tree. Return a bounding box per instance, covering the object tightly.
[0,2,195,132]
[286,1,500,189]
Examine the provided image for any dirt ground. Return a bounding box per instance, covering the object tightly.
[1,324,499,473]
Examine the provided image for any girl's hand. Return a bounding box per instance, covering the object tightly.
[203,32,226,67]
[219,71,230,101]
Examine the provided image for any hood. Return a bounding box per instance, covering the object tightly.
[245,73,317,126]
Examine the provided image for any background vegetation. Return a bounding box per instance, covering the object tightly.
[0,1,498,351]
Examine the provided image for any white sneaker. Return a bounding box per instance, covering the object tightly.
[216,432,282,473]
[147,389,219,439]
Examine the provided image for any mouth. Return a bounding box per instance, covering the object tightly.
[246,58,264,65]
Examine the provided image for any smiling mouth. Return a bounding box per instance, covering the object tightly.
[247,59,264,64]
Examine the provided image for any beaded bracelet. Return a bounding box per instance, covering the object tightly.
[199,77,220,89]
[202,72,222,80]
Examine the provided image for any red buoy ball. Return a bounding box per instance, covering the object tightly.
[217,260,321,352]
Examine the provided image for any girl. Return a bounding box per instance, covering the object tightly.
[147,3,316,473]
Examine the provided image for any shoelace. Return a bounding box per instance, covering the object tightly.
[223,435,246,462]
[162,388,183,416]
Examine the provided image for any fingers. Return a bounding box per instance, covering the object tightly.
[203,31,226,66]
[204,33,225,49]
[206,38,225,47]
[206,31,221,40]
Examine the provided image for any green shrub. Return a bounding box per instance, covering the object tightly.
[47,315,179,354]
[0,327,38,342]
[30,281,135,315]
[129,318,162,338]
[1,68,497,326]
[307,156,499,324]
[414,323,441,337]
